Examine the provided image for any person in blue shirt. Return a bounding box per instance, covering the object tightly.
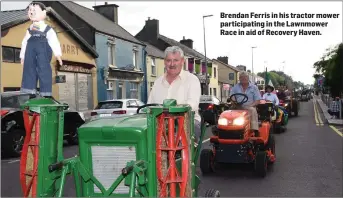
[230,71,261,134]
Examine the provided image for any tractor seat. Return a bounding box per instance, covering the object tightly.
[256,102,274,121]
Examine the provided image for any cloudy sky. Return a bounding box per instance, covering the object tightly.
[1,1,342,84]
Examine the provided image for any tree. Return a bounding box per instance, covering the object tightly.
[313,43,343,97]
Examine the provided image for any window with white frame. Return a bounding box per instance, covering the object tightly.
[151,58,156,75]
[106,80,114,100]
[214,67,217,78]
[133,47,138,68]
[129,82,139,99]
[107,39,115,66]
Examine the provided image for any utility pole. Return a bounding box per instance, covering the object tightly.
[251,46,257,83]
[203,14,213,95]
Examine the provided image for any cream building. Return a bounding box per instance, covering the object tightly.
[1,8,99,110]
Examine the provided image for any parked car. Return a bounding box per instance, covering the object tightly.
[90,99,145,118]
[198,95,229,125]
[1,92,85,157]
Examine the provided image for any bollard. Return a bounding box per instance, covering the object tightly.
[19,98,67,197]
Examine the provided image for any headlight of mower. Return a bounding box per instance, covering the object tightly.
[233,117,245,125]
[218,118,228,125]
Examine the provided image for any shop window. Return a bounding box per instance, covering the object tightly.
[3,87,21,92]
[2,46,21,63]
[151,58,156,75]
[213,88,217,97]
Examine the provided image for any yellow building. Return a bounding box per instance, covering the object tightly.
[208,62,220,98]
[213,58,241,101]
[1,8,99,110]
[143,42,165,95]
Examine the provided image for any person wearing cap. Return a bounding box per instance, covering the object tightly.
[262,85,279,105]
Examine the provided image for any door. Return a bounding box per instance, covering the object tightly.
[58,72,76,111]
[117,82,123,99]
[77,73,89,112]
[126,100,139,115]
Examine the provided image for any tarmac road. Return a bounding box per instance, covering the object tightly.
[1,100,342,197]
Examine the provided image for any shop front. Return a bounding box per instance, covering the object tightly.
[56,61,95,111]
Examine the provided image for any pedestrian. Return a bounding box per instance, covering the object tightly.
[230,71,261,136]
[20,2,63,98]
[148,46,202,141]
[328,97,340,119]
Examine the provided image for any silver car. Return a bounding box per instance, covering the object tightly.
[90,99,145,118]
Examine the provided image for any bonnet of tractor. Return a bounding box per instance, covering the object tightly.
[20,98,220,197]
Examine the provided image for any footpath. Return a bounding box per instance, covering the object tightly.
[314,94,343,126]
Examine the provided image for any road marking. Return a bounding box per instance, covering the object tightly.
[313,100,324,126]
[8,159,20,164]
[329,125,343,137]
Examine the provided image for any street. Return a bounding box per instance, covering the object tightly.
[1,100,342,197]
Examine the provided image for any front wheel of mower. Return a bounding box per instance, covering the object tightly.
[204,189,220,197]
[254,151,268,177]
[200,149,214,175]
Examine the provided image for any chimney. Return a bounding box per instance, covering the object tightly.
[180,36,193,49]
[217,56,228,64]
[93,2,119,24]
[145,17,159,41]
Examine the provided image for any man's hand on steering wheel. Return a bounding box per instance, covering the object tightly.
[136,103,162,114]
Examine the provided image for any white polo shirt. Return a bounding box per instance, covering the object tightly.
[148,69,202,122]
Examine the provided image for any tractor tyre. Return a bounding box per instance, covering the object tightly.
[204,189,220,197]
[266,135,276,164]
[200,149,214,175]
[254,151,268,177]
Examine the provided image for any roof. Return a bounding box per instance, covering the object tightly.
[58,1,144,46]
[212,59,241,72]
[158,35,211,62]
[1,8,99,58]
[143,41,164,59]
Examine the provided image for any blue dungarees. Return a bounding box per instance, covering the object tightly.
[21,26,53,96]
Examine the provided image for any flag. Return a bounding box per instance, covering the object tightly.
[188,58,194,73]
[207,62,212,77]
[201,61,206,75]
[195,60,201,74]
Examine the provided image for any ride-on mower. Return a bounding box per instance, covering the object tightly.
[200,93,276,177]
[19,98,220,197]
[257,100,288,133]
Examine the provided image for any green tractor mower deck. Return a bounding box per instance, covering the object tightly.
[19,98,220,197]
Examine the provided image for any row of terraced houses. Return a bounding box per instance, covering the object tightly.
[1,1,255,112]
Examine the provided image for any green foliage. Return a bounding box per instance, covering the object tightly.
[257,70,298,88]
[313,43,343,97]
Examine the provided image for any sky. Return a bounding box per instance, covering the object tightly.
[1,1,342,85]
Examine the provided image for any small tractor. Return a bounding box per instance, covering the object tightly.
[19,98,220,197]
[200,93,276,177]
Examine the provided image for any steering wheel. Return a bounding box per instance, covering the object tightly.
[229,93,249,105]
[136,103,162,114]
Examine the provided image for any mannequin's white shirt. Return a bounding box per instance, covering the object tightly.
[263,92,279,105]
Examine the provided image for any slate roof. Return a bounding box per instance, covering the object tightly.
[143,41,164,59]
[1,8,99,58]
[58,1,144,46]
[212,59,241,72]
[158,34,211,62]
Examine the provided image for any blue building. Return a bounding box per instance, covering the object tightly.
[42,1,148,103]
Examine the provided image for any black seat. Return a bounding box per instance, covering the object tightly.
[256,102,274,121]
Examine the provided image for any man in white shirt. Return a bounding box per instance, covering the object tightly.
[148,46,202,140]
[263,85,279,105]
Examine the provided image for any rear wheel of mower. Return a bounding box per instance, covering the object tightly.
[200,149,214,175]
[254,151,268,177]
[204,189,220,197]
